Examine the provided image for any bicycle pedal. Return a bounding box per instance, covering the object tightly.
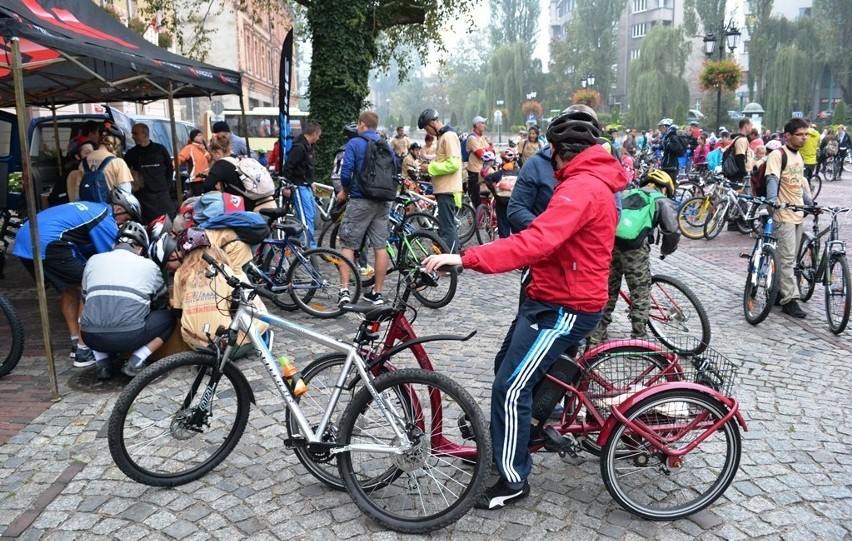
[541,426,578,457]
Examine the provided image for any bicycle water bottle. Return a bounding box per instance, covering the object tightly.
[278,356,308,396]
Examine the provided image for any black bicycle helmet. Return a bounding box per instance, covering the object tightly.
[546,104,601,152]
[418,108,439,129]
[149,233,178,267]
[342,122,358,139]
[116,221,150,253]
[110,190,142,222]
[409,142,421,150]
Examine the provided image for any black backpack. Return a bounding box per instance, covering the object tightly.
[78,156,114,203]
[665,132,687,157]
[356,135,399,201]
[721,134,746,179]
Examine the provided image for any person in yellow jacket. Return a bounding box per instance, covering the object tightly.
[800,118,821,181]
[418,108,462,253]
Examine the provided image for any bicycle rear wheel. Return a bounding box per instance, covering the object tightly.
[795,241,817,302]
[0,293,24,378]
[600,389,741,520]
[401,230,458,309]
[107,353,252,487]
[327,221,378,290]
[454,203,477,245]
[743,245,779,325]
[337,368,490,533]
[825,255,851,334]
[703,199,730,240]
[677,197,713,240]
[403,211,440,233]
[474,203,497,245]
[809,174,823,199]
[647,275,711,354]
[287,248,362,318]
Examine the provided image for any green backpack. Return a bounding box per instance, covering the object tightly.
[615,188,664,250]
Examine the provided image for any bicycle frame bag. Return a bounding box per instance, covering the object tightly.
[530,353,580,436]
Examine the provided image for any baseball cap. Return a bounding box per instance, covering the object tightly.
[212,121,231,133]
[472,116,487,125]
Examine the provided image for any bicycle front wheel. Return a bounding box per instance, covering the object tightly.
[844,154,852,173]
[287,248,362,318]
[474,203,497,245]
[0,293,24,378]
[454,203,477,245]
[401,230,458,309]
[600,389,741,520]
[825,255,851,334]
[337,368,490,534]
[743,245,779,325]
[703,199,730,240]
[647,275,711,354]
[795,240,817,302]
[260,245,298,311]
[677,196,713,240]
[107,353,252,487]
[809,174,823,199]
[403,211,440,233]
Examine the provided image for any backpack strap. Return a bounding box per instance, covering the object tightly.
[82,158,92,173]
[97,156,115,172]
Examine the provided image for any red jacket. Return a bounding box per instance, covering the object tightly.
[461,145,628,312]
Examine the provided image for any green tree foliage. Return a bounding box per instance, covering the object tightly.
[126,0,230,61]
[673,102,687,125]
[813,0,852,101]
[683,0,727,37]
[833,101,848,126]
[547,0,626,109]
[488,0,540,47]
[744,0,774,103]
[627,26,691,129]
[484,42,529,127]
[764,47,815,130]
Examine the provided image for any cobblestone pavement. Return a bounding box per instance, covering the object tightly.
[0,173,851,540]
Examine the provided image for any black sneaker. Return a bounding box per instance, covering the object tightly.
[782,300,807,319]
[337,288,351,307]
[363,289,384,305]
[474,479,530,510]
[122,355,147,377]
[73,346,96,368]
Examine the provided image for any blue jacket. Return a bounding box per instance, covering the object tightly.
[340,130,397,199]
[508,146,622,234]
[13,201,118,261]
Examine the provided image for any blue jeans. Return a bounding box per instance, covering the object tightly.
[491,299,601,487]
[292,185,316,248]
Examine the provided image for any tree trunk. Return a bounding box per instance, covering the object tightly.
[306,1,377,179]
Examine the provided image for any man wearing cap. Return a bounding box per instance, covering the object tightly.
[178,129,210,197]
[466,116,494,212]
[401,142,422,190]
[212,120,248,157]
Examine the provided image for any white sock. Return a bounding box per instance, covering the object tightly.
[132,345,153,361]
[77,344,90,351]
[93,351,110,362]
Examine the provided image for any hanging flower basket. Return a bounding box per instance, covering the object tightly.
[521,100,543,119]
[699,59,743,93]
[572,88,601,110]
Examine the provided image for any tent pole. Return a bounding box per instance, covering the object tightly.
[51,100,62,185]
[11,38,60,401]
[167,81,183,206]
[239,91,251,155]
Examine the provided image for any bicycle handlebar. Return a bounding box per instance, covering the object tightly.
[201,253,280,304]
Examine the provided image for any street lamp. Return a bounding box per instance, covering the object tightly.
[704,22,741,134]
[495,99,504,144]
[385,98,390,127]
[580,72,595,89]
[526,90,537,101]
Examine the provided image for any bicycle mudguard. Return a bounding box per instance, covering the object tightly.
[578,339,671,368]
[374,330,477,365]
[595,382,747,448]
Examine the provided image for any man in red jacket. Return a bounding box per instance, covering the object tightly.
[424,108,628,509]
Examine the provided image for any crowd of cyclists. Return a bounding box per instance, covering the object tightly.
[8,98,840,512]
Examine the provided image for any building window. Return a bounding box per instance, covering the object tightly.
[551,24,564,38]
[633,0,647,12]
[799,7,811,17]
[630,49,641,60]
[631,23,647,38]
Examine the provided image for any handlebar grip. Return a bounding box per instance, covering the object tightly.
[202,253,216,265]
[439,265,463,275]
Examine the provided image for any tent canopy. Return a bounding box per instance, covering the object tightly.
[0,0,242,107]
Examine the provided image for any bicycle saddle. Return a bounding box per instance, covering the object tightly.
[275,221,305,237]
[340,304,396,322]
[259,207,289,221]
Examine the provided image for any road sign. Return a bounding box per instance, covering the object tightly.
[493,109,503,126]
[211,100,224,115]
[792,111,803,118]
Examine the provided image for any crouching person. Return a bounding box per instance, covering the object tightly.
[80,222,174,379]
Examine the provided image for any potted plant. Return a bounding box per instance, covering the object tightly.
[571,89,601,110]
[699,59,743,93]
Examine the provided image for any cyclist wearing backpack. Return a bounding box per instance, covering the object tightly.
[281,121,322,248]
[422,108,628,510]
[517,126,542,166]
[660,124,685,181]
[466,116,495,214]
[203,134,276,212]
[589,169,680,343]
[336,111,396,306]
[69,126,133,204]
